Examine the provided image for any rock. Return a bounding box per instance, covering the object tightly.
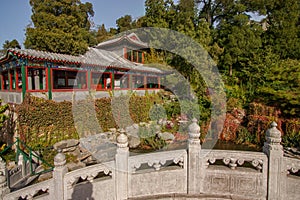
[158,118,167,126]
[126,124,141,148]
[38,171,52,182]
[128,136,140,148]
[7,161,16,170]
[77,152,92,162]
[284,147,300,159]
[133,123,139,129]
[53,139,79,152]
[139,122,147,126]
[70,148,81,158]
[290,147,300,155]
[93,143,117,163]
[67,162,86,171]
[158,132,175,142]
[125,124,139,138]
[109,128,117,133]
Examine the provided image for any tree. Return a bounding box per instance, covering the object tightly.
[144,0,170,28]
[242,0,300,59]
[116,15,133,33]
[263,0,300,59]
[24,0,96,55]
[2,39,21,50]
[258,57,300,117]
[95,24,111,43]
[173,0,197,38]
[216,1,263,77]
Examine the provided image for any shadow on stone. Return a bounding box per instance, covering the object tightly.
[71,181,94,200]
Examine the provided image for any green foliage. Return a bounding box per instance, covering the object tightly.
[261,0,300,60]
[138,122,166,149]
[116,15,133,32]
[144,0,170,28]
[2,39,21,50]
[282,131,300,148]
[0,100,9,129]
[94,24,113,43]
[235,126,255,145]
[149,104,167,121]
[16,93,161,147]
[282,119,300,147]
[129,92,162,123]
[163,101,181,119]
[257,59,300,117]
[25,0,96,55]
[163,99,204,121]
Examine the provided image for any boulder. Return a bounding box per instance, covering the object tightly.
[38,171,52,182]
[93,142,117,163]
[125,124,141,148]
[53,139,79,153]
[128,136,140,149]
[125,124,139,138]
[158,132,175,142]
[67,161,86,171]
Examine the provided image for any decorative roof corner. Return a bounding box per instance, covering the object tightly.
[95,32,149,49]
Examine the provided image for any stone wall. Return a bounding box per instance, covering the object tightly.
[1,120,300,200]
[0,90,160,104]
[0,92,22,104]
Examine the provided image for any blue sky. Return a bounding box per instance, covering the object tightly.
[0,0,146,48]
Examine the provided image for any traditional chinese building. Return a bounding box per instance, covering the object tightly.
[0,33,165,103]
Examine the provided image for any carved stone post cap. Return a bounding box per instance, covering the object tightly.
[117,132,128,148]
[54,150,66,167]
[188,118,200,135]
[266,121,281,139]
[188,118,201,145]
[264,121,282,147]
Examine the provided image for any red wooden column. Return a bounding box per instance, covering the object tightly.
[144,76,147,89]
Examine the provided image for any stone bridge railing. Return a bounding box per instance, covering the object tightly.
[1,120,299,200]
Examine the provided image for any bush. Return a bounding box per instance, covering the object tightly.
[138,123,166,150]
[16,93,161,148]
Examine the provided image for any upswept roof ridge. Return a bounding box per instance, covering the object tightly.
[95,32,148,49]
[0,48,163,74]
[3,48,82,64]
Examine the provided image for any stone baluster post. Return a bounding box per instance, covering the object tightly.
[0,158,9,199]
[115,129,129,200]
[263,122,286,200]
[53,150,68,200]
[188,118,202,194]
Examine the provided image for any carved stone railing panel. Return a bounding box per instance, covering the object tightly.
[201,150,268,199]
[203,170,266,199]
[129,149,187,173]
[64,161,114,189]
[286,157,300,199]
[3,179,53,200]
[201,149,267,172]
[285,157,300,175]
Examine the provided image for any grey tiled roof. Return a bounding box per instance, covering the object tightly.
[83,48,163,73]
[6,48,82,64]
[95,33,148,49]
[0,48,164,74]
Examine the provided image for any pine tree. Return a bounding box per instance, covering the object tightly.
[145,0,170,28]
[95,24,111,43]
[2,39,21,50]
[25,0,96,55]
[116,15,133,33]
